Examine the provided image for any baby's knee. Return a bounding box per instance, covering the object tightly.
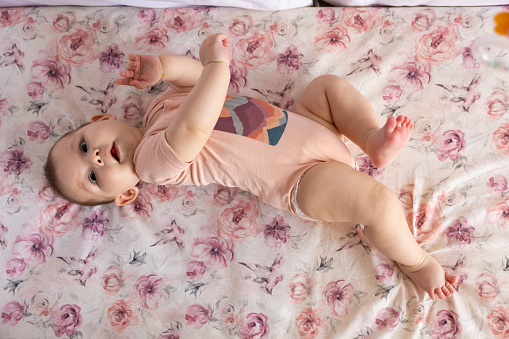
[368,183,403,222]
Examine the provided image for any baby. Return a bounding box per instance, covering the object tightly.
[44,33,458,300]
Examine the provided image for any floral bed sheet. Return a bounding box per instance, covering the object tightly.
[1,5,509,339]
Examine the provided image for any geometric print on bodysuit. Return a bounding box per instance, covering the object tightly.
[213,96,288,146]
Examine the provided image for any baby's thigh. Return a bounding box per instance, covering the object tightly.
[296,161,393,224]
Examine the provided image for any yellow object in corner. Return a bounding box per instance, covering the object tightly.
[494,12,509,36]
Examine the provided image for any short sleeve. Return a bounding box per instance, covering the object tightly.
[133,130,193,184]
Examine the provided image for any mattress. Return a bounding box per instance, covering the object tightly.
[1,5,509,338]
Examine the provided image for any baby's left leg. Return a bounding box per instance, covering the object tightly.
[293,74,413,168]
[296,161,458,300]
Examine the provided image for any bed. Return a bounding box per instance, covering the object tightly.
[1,3,509,338]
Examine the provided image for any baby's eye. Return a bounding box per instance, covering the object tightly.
[80,140,88,153]
[89,171,97,184]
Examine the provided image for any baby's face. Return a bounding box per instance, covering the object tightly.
[51,117,144,205]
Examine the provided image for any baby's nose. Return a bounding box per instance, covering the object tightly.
[91,149,104,165]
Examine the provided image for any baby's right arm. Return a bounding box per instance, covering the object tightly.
[164,33,231,163]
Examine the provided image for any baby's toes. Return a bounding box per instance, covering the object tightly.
[441,285,452,297]
[435,287,446,300]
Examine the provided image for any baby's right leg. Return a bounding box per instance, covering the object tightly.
[296,161,458,300]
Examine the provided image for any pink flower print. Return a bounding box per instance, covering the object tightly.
[212,185,237,206]
[379,19,396,44]
[1,301,25,326]
[431,310,462,338]
[0,8,28,27]
[99,44,124,73]
[107,299,139,333]
[0,95,8,126]
[229,63,247,94]
[316,8,337,24]
[137,9,157,26]
[295,307,327,339]
[81,209,109,240]
[120,192,153,220]
[134,274,165,310]
[161,8,201,33]
[239,313,270,339]
[190,234,234,269]
[52,11,76,33]
[406,202,442,244]
[0,39,25,71]
[39,200,81,237]
[487,305,509,338]
[263,215,290,248]
[486,90,509,120]
[151,220,185,250]
[52,304,82,338]
[446,217,474,248]
[22,17,37,40]
[5,258,26,278]
[322,279,354,318]
[434,130,466,162]
[27,121,51,144]
[179,189,197,216]
[229,15,253,37]
[1,146,32,176]
[37,184,55,202]
[56,27,96,66]
[11,229,54,264]
[410,9,436,32]
[476,272,499,302]
[486,198,509,228]
[376,307,401,332]
[314,25,350,53]
[342,8,381,33]
[374,263,394,284]
[185,304,210,329]
[461,46,480,69]
[487,174,508,193]
[382,85,402,104]
[233,30,274,69]
[277,45,303,75]
[30,51,71,90]
[186,260,206,280]
[493,123,509,155]
[0,221,7,249]
[415,25,459,65]
[217,198,260,241]
[135,26,170,53]
[386,58,431,91]
[288,272,311,304]
[147,184,182,202]
[102,265,124,295]
[26,81,44,100]
[122,94,143,124]
[356,155,383,179]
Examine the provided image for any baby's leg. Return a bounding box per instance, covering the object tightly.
[297,162,458,300]
[293,75,412,168]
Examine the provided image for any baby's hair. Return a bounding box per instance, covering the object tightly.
[43,123,112,206]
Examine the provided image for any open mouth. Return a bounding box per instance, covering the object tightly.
[110,143,120,162]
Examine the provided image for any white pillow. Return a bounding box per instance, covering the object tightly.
[0,0,314,9]
[322,0,509,6]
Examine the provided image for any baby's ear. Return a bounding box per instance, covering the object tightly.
[113,187,139,206]
[90,113,117,123]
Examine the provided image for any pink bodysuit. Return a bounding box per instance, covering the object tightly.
[133,87,355,214]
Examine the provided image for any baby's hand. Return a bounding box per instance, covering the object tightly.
[199,33,230,67]
[115,54,163,89]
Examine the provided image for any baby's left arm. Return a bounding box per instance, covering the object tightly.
[115,53,203,92]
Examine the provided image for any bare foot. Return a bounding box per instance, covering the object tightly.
[365,115,413,168]
[398,252,458,300]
